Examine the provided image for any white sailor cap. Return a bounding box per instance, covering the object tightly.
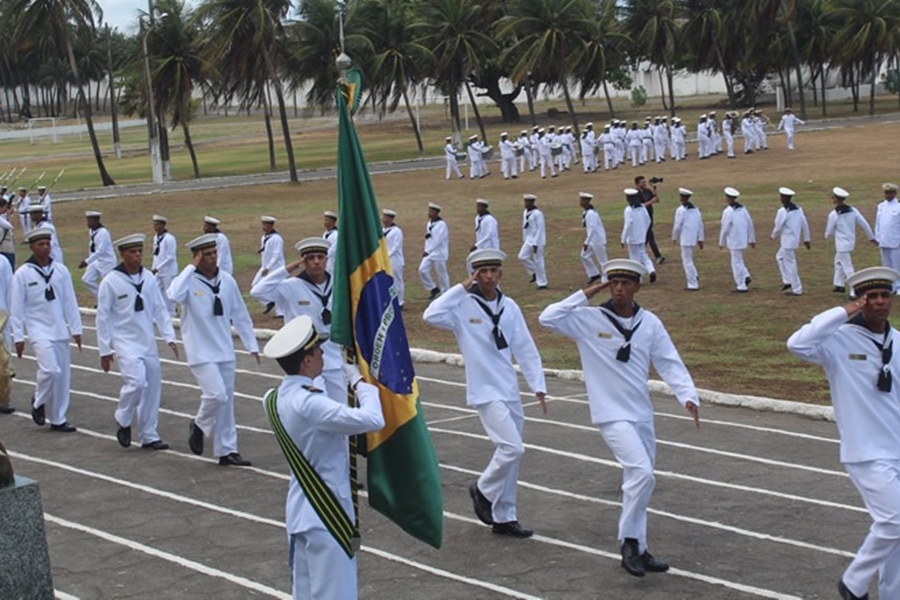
[445,136,452,141]
[294,237,330,257]
[678,188,693,197]
[709,111,716,115]
[579,192,593,200]
[847,266,900,296]
[114,233,146,250]
[645,116,652,121]
[883,183,899,192]
[832,187,850,200]
[17,186,26,191]
[475,198,489,206]
[537,127,545,133]
[24,227,53,244]
[203,215,220,225]
[523,194,537,201]
[520,130,528,135]
[602,258,648,283]
[673,117,681,123]
[500,131,508,137]
[263,315,322,359]
[382,208,397,217]
[26,203,47,213]
[585,122,593,128]
[428,202,442,212]
[724,186,741,198]
[152,214,168,223]
[186,233,218,251]
[603,124,610,129]
[85,210,102,218]
[37,185,46,191]
[467,248,506,270]
[784,107,793,112]
[623,187,639,196]
[261,215,277,223]
[548,125,555,130]
[700,114,707,119]
[532,125,539,131]
[779,187,796,197]
[469,134,478,140]
[323,211,337,219]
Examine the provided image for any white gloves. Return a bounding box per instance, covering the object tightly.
[342,363,363,388]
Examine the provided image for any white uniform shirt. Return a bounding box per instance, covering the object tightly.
[151,231,178,278]
[621,203,651,245]
[323,228,338,271]
[474,213,500,250]
[11,259,82,343]
[423,284,546,406]
[97,267,176,357]
[876,198,900,248]
[672,203,704,246]
[273,375,384,534]
[719,204,756,250]
[825,205,874,253]
[444,142,457,159]
[771,204,810,249]
[86,226,116,272]
[259,231,285,273]
[215,232,233,275]
[34,219,63,264]
[599,132,615,148]
[672,125,686,144]
[788,307,900,463]
[16,195,31,231]
[39,193,52,222]
[522,208,546,247]
[777,113,804,132]
[0,255,12,319]
[383,224,405,268]
[424,218,449,260]
[499,138,515,159]
[539,291,698,423]
[0,214,14,256]
[167,265,258,366]
[626,129,642,147]
[583,206,606,246]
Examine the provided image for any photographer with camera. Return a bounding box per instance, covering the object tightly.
[636,176,666,266]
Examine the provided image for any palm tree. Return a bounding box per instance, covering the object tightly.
[623,0,681,116]
[681,0,738,107]
[11,0,115,185]
[571,0,627,116]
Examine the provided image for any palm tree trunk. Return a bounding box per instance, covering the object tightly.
[401,86,423,153]
[264,50,297,183]
[182,120,200,178]
[159,120,171,180]
[602,79,615,116]
[561,79,579,139]
[64,37,114,186]
[821,66,827,116]
[713,43,736,108]
[869,52,879,116]
[524,78,536,125]
[658,70,668,111]
[106,26,121,159]
[449,78,462,145]
[465,81,487,144]
[666,65,675,117]
[784,18,807,118]
[262,86,276,170]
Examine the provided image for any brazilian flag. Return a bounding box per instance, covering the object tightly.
[331,69,443,549]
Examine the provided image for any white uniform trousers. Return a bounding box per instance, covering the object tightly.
[834,251,854,288]
[842,459,900,599]
[654,141,666,162]
[476,400,525,523]
[785,128,796,150]
[418,256,449,293]
[628,145,640,167]
[681,245,699,290]
[730,250,750,291]
[446,156,462,180]
[743,132,753,154]
[626,244,656,276]
[724,132,735,157]
[539,153,556,178]
[881,248,900,292]
[776,247,802,294]
[599,420,656,552]
[32,338,71,426]
[389,262,405,306]
[156,274,176,317]
[581,243,608,281]
[640,141,651,164]
[697,134,710,158]
[290,530,358,600]
[190,361,238,458]
[114,354,163,445]
[758,128,768,149]
[518,243,547,287]
[82,262,107,297]
[501,156,517,179]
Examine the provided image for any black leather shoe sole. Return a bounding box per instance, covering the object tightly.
[142,440,170,450]
[218,453,252,467]
[491,521,533,538]
[189,420,204,455]
[468,483,493,525]
[837,579,868,600]
[50,422,77,433]
[116,425,132,448]
[0,405,15,414]
[32,402,45,426]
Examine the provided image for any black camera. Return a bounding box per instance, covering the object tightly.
[649,177,664,184]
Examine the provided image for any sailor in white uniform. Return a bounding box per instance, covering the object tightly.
[499,132,518,180]
[825,187,876,294]
[418,203,450,300]
[27,204,62,264]
[35,186,51,222]
[250,237,344,400]
[518,194,547,289]
[776,107,805,150]
[382,209,406,307]
[579,192,607,284]
[621,188,656,282]
[719,187,756,293]
[323,211,339,275]
[671,188,704,291]
[168,233,260,467]
[97,234,178,450]
[202,216,233,275]
[151,215,178,317]
[471,198,500,252]
[444,136,463,180]
[537,128,557,179]
[517,130,535,173]
[14,187,30,233]
[876,183,900,292]
[787,267,900,600]
[252,215,286,315]
[78,211,115,298]
[262,315,384,600]
[539,258,700,577]
[11,227,82,432]
[771,187,811,296]
[424,249,547,538]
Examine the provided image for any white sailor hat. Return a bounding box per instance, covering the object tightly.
[24,227,53,244]
[114,233,146,250]
[382,208,397,217]
[585,122,593,128]
[603,124,610,129]
[678,188,693,196]
[152,214,168,223]
[700,114,707,119]
[602,258,648,283]
[532,125,539,131]
[294,237,330,257]
[673,117,681,123]
[520,130,527,135]
[428,202,442,211]
[548,125,555,130]
[847,266,900,296]
[17,186,26,191]
[537,127,546,133]
[623,187,640,196]
[469,134,478,140]
[186,233,218,251]
[475,198,489,206]
[26,203,46,213]
[323,211,337,219]
[661,116,668,121]
[709,110,716,115]
[883,183,899,192]
[467,248,506,270]
[203,215,220,225]
[261,215,277,223]
[263,315,322,359]
[784,107,793,112]
[832,187,850,200]
[579,192,593,200]
[445,136,452,141]
[724,186,741,198]
[778,187,796,197]
[85,210,102,218]
[37,185,46,190]
[500,131,508,137]
[645,116,652,121]
[523,193,537,201]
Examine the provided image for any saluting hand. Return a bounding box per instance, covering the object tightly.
[843,295,867,318]
[686,401,700,429]
[583,280,610,299]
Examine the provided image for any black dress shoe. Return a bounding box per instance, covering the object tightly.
[263,302,275,314]
[649,272,657,283]
[837,579,868,600]
[188,420,204,455]
[620,538,645,577]
[32,402,45,426]
[428,287,441,300]
[141,440,170,450]
[468,483,493,525]
[537,285,548,290]
[833,286,846,293]
[745,276,752,285]
[731,288,749,293]
[116,425,132,448]
[50,422,77,433]
[781,284,792,291]
[530,274,536,283]
[491,521,533,538]
[641,551,669,572]
[218,452,252,467]
[0,405,14,414]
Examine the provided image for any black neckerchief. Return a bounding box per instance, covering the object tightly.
[259,230,277,254]
[835,204,853,215]
[114,263,144,311]
[599,299,642,362]
[582,205,595,228]
[468,284,508,350]
[154,231,166,256]
[732,202,743,210]
[26,256,55,301]
[784,201,799,212]
[476,213,491,232]
[849,313,893,392]
[194,269,223,316]
[684,202,696,210]
[89,227,102,253]
[524,208,535,229]
[299,271,332,325]
[324,228,337,240]
[426,217,442,238]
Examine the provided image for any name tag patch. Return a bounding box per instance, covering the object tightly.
[597,332,612,339]
[469,318,483,324]
[849,354,867,361]
[298,300,310,306]
[27,282,37,287]
[117,294,128,300]
[193,290,205,296]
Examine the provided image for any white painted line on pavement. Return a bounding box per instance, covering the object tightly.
[54,591,80,600]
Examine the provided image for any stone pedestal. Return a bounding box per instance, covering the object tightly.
[0,475,54,599]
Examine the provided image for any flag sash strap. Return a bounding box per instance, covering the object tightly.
[264,388,359,558]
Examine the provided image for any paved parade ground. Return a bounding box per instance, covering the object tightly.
[0,314,871,599]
